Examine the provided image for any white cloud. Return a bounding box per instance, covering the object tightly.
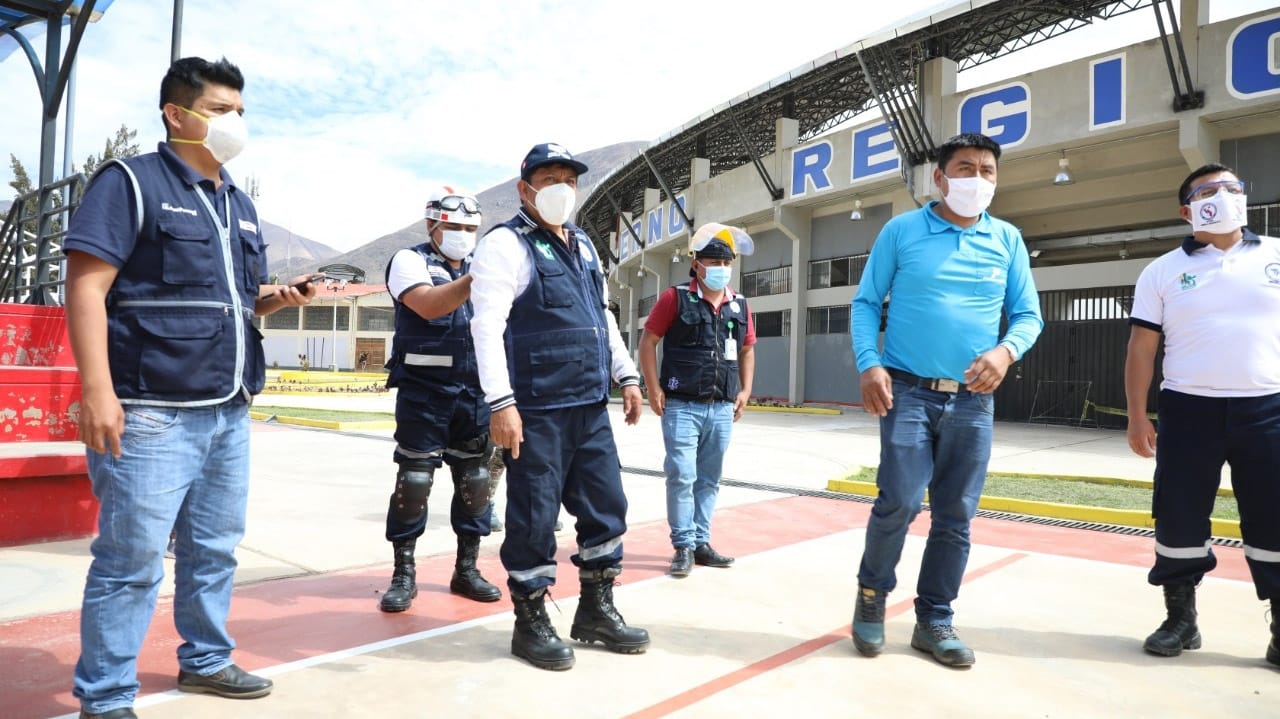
[1,0,1274,251]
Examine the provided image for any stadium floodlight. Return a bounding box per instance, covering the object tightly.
[1053,152,1075,186]
[849,199,864,222]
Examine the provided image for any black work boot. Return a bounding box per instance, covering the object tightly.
[511,588,575,671]
[450,535,502,602]
[570,567,650,653]
[379,540,417,613]
[1144,583,1201,656]
[1267,598,1279,668]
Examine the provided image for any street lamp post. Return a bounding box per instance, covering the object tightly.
[327,279,345,372]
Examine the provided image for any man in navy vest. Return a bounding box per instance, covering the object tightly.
[64,57,316,718]
[379,186,501,612]
[470,143,648,671]
[639,223,756,577]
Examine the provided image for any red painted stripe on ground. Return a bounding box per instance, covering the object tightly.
[1,488,1253,719]
[0,494,866,718]
[623,552,1030,719]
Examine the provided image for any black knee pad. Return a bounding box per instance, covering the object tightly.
[452,459,492,518]
[391,466,434,524]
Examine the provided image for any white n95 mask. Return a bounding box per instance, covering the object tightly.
[1188,191,1248,233]
[173,106,249,164]
[534,183,577,226]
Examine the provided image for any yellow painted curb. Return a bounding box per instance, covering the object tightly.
[987,470,1234,499]
[825,477,1242,540]
[745,405,841,415]
[248,411,395,431]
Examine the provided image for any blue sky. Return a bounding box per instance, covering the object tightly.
[0,0,1273,252]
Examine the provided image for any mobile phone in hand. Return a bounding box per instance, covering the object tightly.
[292,273,328,291]
[259,273,327,301]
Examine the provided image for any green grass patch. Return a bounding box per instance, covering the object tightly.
[251,405,394,423]
[846,467,1239,522]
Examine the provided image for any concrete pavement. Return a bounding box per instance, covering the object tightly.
[2,394,1272,719]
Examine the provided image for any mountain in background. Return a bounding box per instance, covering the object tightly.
[263,221,341,279]
[310,140,648,283]
[3,140,647,283]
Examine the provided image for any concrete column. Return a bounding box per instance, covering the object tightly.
[622,285,639,364]
[773,204,810,405]
[774,118,800,183]
[918,56,957,141]
[1180,0,1209,85]
[691,156,711,184]
[1178,113,1220,169]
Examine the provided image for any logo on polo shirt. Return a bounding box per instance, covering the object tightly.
[1178,272,1197,290]
[1266,263,1280,284]
[160,202,198,217]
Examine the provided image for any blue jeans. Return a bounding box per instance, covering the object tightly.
[662,398,733,549]
[74,400,251,713]
[857,381,993,625]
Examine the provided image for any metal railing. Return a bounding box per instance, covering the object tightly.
[1,174,86,305]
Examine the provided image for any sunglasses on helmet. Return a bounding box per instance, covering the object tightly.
[431,195,480,214]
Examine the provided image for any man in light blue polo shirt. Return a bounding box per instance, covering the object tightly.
[1125,163,1280,668]
[849,133,1043,667]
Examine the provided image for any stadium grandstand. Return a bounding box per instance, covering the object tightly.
[579,0,1280,424]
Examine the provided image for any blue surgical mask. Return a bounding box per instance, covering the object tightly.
[701,265,732,291]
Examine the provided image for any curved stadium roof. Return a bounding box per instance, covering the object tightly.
[577,0,1166,264]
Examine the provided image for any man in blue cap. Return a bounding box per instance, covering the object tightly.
[470,143,649,671]
[639,223,756,577]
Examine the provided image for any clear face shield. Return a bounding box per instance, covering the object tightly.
[687,223,755,258]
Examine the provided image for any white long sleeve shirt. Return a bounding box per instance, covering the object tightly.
[469,210,639,411]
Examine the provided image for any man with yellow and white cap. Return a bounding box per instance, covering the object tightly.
[639,223,756,577]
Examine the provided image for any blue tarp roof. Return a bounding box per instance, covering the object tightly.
[0,1,115,63]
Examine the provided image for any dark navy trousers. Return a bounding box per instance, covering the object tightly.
[1149,389,1280,600]
[499,401,628,594]
[385,380,492,542]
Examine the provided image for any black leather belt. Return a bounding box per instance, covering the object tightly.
[886,368,967,394]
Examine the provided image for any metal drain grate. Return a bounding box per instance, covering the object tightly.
[622,465,1244,550]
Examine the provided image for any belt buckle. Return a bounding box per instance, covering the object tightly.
[932,378,960,393]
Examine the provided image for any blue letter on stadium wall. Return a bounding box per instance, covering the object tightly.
[647,206,664,245]
[851,123,899,181]
[790,141,833,197]
[1228,13,1280,99]
[1090,54,1125,130]
[958,82,1030,147]
[667,196,687,237]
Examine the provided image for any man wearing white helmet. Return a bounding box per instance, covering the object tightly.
[379,186,501,612]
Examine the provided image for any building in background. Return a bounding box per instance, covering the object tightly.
[581,2,1280,426]
[257,283,393,372]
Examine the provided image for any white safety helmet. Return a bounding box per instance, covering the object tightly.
[424,186,482,228]
[688,222,755,258]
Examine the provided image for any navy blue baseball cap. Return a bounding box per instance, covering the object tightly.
[520,143,589,182]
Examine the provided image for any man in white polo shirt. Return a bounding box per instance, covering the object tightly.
[1125,162,1280,669]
